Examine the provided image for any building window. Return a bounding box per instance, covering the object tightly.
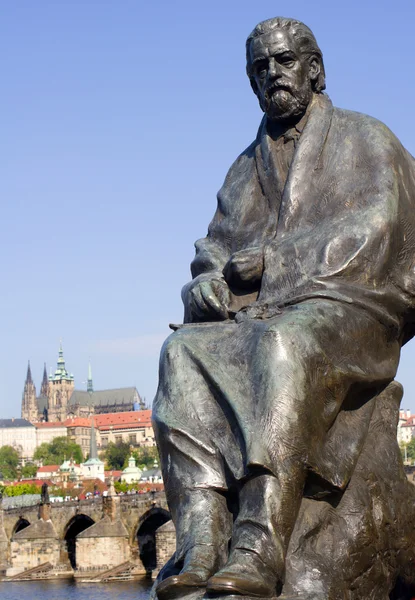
[115,435,122,444]
[101,437,108,447]
[129,434,136,444]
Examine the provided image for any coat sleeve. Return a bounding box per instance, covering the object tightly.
[181,146,259,320]
[258,128,410,316]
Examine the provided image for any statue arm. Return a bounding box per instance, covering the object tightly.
[182,199,232,323]
[182,145,260,323]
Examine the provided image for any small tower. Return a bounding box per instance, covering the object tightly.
[21,361,38,422]
[80,417,105,482]
[90,416,98,460]
[87,361,94,394]
[47,341,75,422]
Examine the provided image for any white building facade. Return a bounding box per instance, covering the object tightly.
[0,419,36,462]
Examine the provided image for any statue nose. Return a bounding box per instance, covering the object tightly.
[268,57,282,79]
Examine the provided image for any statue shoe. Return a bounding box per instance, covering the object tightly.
[206,548,279,598]
[156,571,208,600]
[156,544,221,600]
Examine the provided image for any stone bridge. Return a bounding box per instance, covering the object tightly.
[0,492,176,579]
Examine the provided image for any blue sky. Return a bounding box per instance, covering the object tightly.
[2,0,415,418]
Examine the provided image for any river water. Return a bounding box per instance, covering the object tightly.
[0,578,153,600]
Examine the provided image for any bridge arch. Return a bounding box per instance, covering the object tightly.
[12,517,30,538]
[135,507,171,575]
[64,514,95,569]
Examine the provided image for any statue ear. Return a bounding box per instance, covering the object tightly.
[309,56,321,85]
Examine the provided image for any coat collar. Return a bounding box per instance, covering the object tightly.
[255,94,333,236]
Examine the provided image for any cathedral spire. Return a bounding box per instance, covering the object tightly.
[25,361,33,384]
[22,361,37,422]
[40,363,48,397]
[57,340,66,373]
[87,361,94,394]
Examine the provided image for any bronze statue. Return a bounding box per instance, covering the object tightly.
[41,482,50,504]
[152,17,415,599]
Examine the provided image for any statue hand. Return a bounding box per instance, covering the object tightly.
[187,278,231,321]
[223,247,264,288]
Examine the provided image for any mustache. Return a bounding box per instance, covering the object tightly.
[265,82,292,99]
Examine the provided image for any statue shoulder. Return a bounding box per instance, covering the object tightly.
[218,139,258,203]
[223,140,258,179]
[331,106,405,158]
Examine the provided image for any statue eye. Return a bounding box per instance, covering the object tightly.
[255,62,268,78]
[280,57,295,68]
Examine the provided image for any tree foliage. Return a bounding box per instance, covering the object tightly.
[105,441,130,470]
[33,436,83,465]
[21,463,38,479]
[3,483,41,496]
[132,446,159,470]
[402,438,415,461]
[0,445,20,480]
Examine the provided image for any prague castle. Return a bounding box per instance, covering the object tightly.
[21,343,144,423]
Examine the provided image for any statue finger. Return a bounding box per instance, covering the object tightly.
[190,286,210,318]
[199,282,228,318]
[212,280,231,307]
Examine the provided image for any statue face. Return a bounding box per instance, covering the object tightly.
[248,28,314,123]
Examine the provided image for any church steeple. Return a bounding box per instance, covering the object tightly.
[40,363,48,397]
[89,416,98,460]
[47,341,75,422]
[87,361,94,394]
[25,361,33,384]
[22,361,38,422]
[49,341,74,383]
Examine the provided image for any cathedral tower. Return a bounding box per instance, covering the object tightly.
[40,363,49,398]
[21,361,38,422]
[47,342,75,422]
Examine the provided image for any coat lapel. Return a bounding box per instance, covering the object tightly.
[255,94,333,239]
[277,94,333,236]
[255,117,284,210]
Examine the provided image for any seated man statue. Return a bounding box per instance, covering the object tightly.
[152,16,415,599]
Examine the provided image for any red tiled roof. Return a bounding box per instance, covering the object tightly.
[64,410,152,430]
[15,479,52,486]
[96,410,152,427]
[37,465,60,473]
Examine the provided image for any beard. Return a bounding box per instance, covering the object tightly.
[260,85,312,123]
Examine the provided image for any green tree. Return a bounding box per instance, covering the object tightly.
[4,483,41,496]
[404,439,415,461]
[33,436,83,465]
[21,463,38,479]
[132,446,159,469]
[0,445,20,480]
[105,441,130,470]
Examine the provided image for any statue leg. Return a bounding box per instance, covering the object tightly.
[156,488,231,600]
[153,329,235,599]
[208,300,400,597]
[207,471,305,597]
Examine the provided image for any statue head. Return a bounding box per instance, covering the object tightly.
[246,17,326,124]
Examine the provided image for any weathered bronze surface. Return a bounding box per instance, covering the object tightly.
[152,17,415,600]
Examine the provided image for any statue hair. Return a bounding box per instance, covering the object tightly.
[246,17,326,93]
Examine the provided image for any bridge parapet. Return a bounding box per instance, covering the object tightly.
[2,492,168,541]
